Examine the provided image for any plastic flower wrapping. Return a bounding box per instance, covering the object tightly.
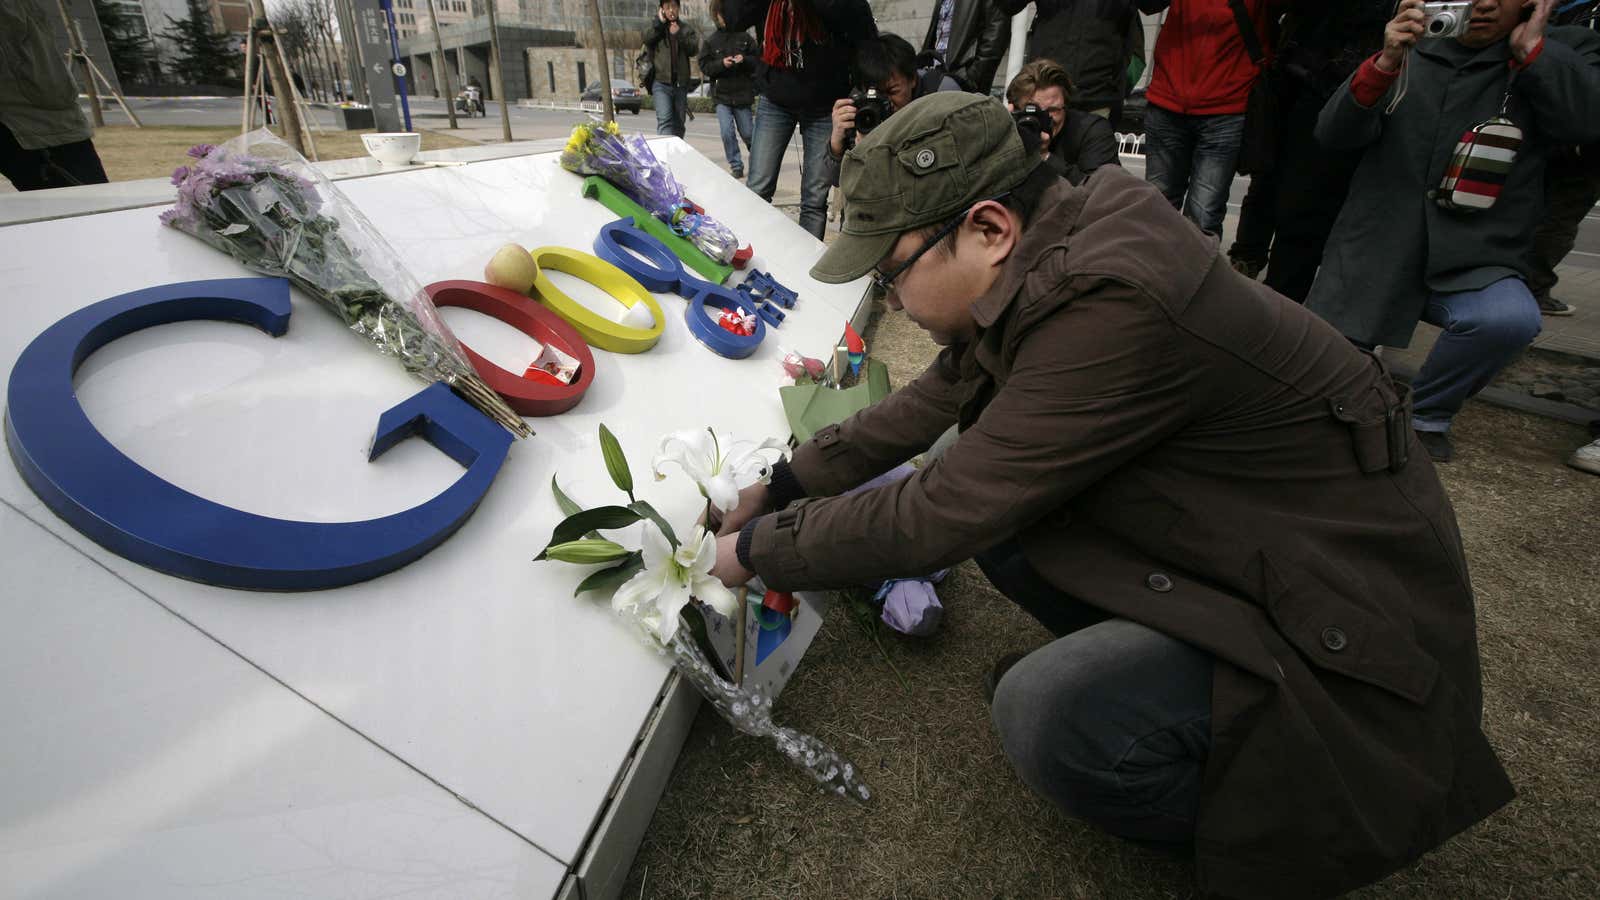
[560,120,741,265]
[539,425,872,802]
[161,130,530,437]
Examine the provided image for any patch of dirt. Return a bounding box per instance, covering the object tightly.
[627,299,1600,898]
[87,125,478,183]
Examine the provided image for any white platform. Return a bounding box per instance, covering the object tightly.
[0,139,870,899]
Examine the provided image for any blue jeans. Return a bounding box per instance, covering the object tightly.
[1412,275,1542,432]
[1143,105,1245,236]
[978,540,1212,844]
[716,103,753,175]
[653,83,688,138]
[746,99,834,238]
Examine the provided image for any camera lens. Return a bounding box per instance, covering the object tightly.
[1428,12,1453,35]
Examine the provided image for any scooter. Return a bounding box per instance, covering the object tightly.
[454,85,484,117]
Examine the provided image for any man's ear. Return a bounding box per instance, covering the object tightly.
[966,200,1019,266]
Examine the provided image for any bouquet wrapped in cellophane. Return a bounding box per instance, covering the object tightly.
[161,130,531,438]
[560,120,741,265]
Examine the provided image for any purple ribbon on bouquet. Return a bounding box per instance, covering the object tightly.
[847,464,947,637]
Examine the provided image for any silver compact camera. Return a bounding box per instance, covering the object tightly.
[1421,1,1473,39]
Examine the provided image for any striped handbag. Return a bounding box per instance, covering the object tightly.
[1436,77,1521,212]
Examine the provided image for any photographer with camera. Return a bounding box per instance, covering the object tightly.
[1306,0,1600,462]
[1006,59,1120,183]
[703,91,1511,899]
[997,0,1142,119]
[722,0,878,238]
[642,0,701,138]
[824,34,965,185]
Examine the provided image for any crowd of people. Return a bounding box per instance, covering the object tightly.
[672,0,1599,472]
[672,1,1599,897]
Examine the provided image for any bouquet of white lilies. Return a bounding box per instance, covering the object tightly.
[537,425,871,801]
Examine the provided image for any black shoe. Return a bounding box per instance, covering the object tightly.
[1416,429,1454,463]
[983,651,1028,704]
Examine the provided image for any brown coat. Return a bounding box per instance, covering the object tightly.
[747,167,1513,898]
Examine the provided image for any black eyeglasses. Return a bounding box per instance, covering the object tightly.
[869,193,1010,295]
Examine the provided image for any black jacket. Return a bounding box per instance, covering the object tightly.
[643,17,700,89]
[724,0,877,117]
[919,0,1011,93]
[998,0,1140,112]
[700,27,762,106]
[1275,0,1390,99]
[1044,109,1120,182]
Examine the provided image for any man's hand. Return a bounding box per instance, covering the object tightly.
[710,532,754,588]
[1511,0,1555,62]
[704,481,771,537]
[1378,0,1425,72]
[829,97,856,157]
[723,55,737,68]
[733,53,744,64]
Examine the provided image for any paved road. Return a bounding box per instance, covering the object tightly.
[77,96,1600,267]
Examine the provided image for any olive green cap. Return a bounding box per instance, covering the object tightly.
[810,91,1030,284]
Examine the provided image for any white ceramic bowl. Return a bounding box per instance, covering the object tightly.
[361,132,421,166]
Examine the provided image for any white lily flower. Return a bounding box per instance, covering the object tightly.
[611,522,737,643]
[652,428,789,512]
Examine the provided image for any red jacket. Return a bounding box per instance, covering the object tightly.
[1145,0,1281,116]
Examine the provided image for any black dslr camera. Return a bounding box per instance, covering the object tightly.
[1011,102,1048,137]
[850,87,892,136]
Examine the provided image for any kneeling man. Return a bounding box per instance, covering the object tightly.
[708,92,1512,898]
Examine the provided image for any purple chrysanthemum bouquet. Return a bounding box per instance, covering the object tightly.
[559,120,742,265]
[162,130,529,438]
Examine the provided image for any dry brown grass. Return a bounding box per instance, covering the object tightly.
[625,298,1600,899]
[87,125,477,183]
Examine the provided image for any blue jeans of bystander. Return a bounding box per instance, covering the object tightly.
[1142,105,1245,236]
[716,103,754,176]
[1411,275,1542,432]
[745,99,833,238]
[653,83,688,138]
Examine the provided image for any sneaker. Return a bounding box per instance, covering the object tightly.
[1416,429,1454,463]
[1569,438,1600,475]
[1537,295,1576,316]
[983,651,1028,704]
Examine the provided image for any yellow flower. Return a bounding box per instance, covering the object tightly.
[603,120,621,136]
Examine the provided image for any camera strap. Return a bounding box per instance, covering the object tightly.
[1226,0,1267,66]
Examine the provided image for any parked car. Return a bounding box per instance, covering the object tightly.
[582,79,642,114]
